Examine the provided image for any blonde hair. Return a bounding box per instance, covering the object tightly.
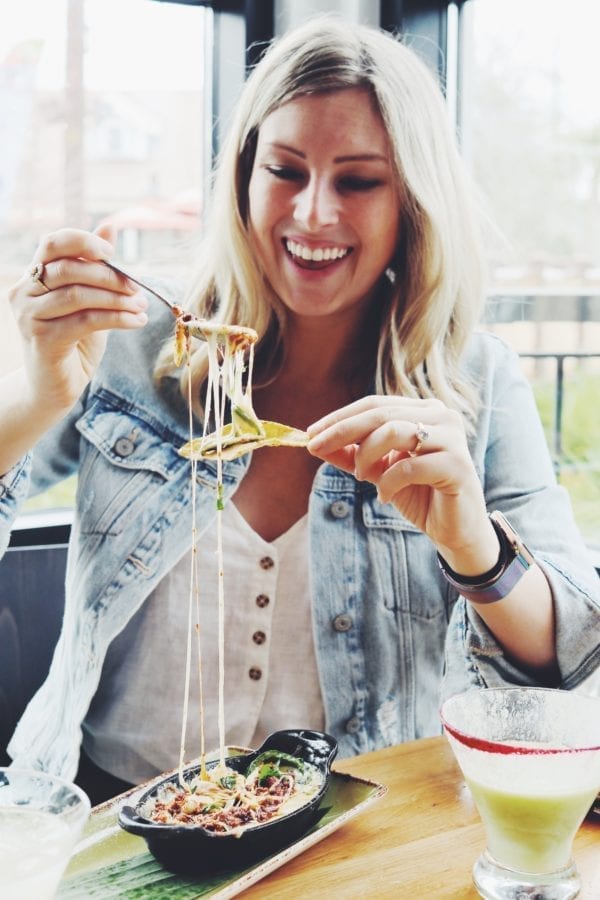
[155,14,486,425]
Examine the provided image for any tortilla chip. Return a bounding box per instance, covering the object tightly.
[179,420,309,461]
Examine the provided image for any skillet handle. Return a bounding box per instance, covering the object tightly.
[118,804,151,835]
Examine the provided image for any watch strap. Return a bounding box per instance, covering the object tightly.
[437,512,534,604]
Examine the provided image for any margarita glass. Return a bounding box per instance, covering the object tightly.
[0,768,90,900]
[441,688,600,900]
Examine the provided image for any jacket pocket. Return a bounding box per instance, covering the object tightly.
[361,491,450,620]
[76,394,185,536]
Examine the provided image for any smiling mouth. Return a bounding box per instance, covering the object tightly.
[284,239,352,269]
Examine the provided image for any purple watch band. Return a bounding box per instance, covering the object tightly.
[437,511,535,604]
[441,553,531,604]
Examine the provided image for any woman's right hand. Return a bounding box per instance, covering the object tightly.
[8,225,148,416]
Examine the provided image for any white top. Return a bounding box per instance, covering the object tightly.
[83,502,325,784]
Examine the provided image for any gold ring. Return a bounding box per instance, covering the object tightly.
[408,421,429,457]
[30,261,50,292]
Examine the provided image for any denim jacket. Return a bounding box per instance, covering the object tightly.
[3,304,600,779]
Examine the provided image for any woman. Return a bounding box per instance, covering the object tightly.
[2,16,599,803]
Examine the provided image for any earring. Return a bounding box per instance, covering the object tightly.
[385,267,396,284]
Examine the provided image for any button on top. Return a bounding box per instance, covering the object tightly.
[256,594,270,608]
[259,556,275,570]
[249,667,262,681]
[330,500,350,519]
[345,716,361,734]
[333,613,353,633]
[113,436,136,457]
[252,630,266,645]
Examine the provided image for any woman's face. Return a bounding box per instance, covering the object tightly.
[247,88,401,323]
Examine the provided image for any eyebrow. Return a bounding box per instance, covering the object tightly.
[266,142,389,163]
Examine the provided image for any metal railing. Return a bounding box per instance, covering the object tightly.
[519,351,600,469]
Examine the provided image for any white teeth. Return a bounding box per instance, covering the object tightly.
[286,240,349,262]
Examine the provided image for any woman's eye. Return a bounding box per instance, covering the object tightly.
[339,176,383,192]
[265,165,303,182]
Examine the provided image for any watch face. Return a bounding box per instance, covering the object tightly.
[490,511,535,567]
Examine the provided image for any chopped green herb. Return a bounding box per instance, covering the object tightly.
[232,403,265,437]
[219,775,237,790]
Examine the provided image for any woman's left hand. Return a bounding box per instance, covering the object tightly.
[307,395,497,565]
[308,395,558,677]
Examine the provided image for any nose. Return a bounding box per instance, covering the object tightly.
[292,177,339,230]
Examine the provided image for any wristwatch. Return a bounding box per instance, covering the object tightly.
[437,511,535,604]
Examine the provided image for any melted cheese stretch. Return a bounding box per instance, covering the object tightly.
[175,310,308,466]
[174,317,310,793]
[178,328,260,784]
[209,333,228,772]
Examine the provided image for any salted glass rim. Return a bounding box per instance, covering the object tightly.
[440,687,600,756]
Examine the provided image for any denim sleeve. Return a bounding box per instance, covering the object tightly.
[0,456,33,557]
[0,387,88,560]
[443,334,600,696]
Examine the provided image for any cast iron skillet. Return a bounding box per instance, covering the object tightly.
[118,729,338,874]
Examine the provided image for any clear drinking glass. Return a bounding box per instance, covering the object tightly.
[0,768,90,900]
[440,687,600,900]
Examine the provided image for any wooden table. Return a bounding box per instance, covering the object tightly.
[239,735,600,899]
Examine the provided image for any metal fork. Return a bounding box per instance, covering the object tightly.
[103,260,180,313]
[103,260,257,346]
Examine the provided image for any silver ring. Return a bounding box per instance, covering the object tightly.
[30,261,50,292]
[408,421,429,457]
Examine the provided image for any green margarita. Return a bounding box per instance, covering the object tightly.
[466,776,597,874]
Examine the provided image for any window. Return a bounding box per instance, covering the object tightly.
[459,0,600,554]
[0,0,210,361]
[0,0,211,517]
